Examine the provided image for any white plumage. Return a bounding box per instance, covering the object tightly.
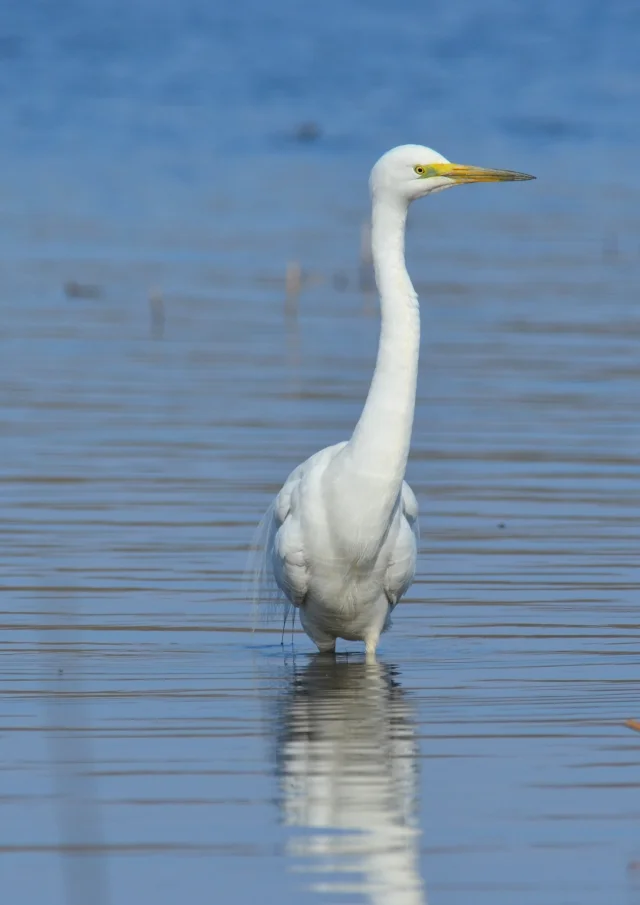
[252,144,533,657]
[270,441,419,650]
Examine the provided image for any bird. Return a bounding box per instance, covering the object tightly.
[252,144,534,659]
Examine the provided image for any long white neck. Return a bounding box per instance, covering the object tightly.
[337,190,419,536]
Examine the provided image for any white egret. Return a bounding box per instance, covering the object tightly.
[253,144,534,658]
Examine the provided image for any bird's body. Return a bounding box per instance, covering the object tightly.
[269,441,419,652]
[253,145,533,658]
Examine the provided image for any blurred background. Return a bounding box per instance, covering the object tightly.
[1,1,639,904]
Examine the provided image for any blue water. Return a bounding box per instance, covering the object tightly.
[2,0,640,167]
[1,2,639,904]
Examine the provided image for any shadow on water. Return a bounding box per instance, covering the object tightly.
[270,656,427,904]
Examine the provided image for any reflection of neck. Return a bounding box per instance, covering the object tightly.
[339,191,419,539]
[279,664,427,905]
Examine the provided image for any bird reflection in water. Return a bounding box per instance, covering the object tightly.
[273,656,428,904]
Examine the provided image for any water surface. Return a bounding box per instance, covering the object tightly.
[1,2,640,904]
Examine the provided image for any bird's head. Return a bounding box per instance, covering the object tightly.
[370,144,534,204]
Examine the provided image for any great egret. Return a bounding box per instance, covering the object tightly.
[253,144,534,658]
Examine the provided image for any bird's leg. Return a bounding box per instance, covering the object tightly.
[290,607,296,644]
[281,605,290,646]
[364,635,379,664]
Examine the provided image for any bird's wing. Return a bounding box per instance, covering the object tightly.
[272,480,308,607]
[270,442,348,608]
[383,481,419,608]
[400,480,419,534]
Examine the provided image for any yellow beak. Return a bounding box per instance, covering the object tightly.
[427,163,535,183]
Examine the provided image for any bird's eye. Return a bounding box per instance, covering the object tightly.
[414,165,425,176]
